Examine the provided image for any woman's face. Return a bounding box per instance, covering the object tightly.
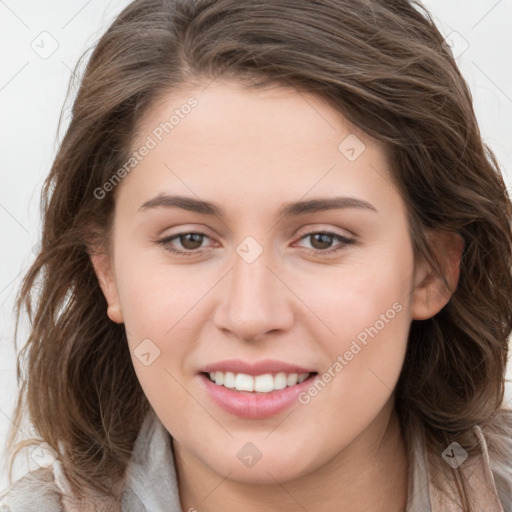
[92,79,457,484]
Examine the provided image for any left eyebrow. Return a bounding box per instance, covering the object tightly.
[279,196,378,216]
[137,194,378,218]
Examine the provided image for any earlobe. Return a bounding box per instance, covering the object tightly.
[411,230,464,321]
[90,250,124,324]
[107,304,123,324]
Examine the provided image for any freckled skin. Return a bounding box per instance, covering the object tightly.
[91,79,463,512]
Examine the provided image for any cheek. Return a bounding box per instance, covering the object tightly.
[114,255,203,414]
[301,246,412,351]
[301,242,413,400]
[113,238,205,338]
[110,243,202,396]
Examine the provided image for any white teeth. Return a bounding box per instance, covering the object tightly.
[223,371,236,388]
[207,371,312,392]
[287,373,298,386]
[235,373,254,392]
[274,372,287,390]
[255,374,275,392]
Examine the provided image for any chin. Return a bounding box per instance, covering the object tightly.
[221,464,307,485]
[201,446,318,485]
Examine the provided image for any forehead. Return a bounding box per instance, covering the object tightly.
[119,79,400,219]
[133,79,379,157]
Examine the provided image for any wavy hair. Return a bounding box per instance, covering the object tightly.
[6,0,512,510]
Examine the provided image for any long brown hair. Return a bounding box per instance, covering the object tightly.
[6,0,512,509]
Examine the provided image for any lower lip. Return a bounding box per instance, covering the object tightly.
[199,373,318,419]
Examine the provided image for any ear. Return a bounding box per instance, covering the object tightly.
[89,249,124,324]
[411,230,464,320]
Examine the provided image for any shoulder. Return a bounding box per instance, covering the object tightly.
[0,466,63,512]
[479,407,512,512]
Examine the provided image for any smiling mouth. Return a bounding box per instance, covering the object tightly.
[202,371,318,394]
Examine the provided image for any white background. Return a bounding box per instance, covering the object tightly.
[1,0,512,492]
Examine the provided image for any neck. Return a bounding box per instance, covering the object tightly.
[173,400,409,512]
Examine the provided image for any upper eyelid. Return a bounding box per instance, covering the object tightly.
[158,229,355,250]
[158,223,356,239]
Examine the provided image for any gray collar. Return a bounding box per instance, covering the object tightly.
[121,408,182,512]
[121,407,431,512]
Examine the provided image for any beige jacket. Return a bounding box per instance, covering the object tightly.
[1,407,510,511]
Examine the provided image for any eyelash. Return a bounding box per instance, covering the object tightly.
[155,230,355,257]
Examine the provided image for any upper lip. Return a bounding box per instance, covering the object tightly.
[200,359,316,376]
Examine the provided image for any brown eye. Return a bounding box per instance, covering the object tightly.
[156,231,212,256]
[309,233,335,250]
[296,231,355,255]
[178,233,204,250]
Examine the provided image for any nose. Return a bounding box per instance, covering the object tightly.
[212,245,294,343]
